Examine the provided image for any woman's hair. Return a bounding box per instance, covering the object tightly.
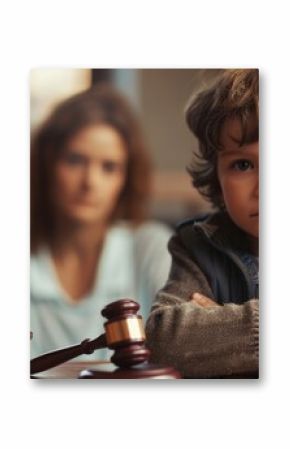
[31,83,152,253]
[186,69,259,209]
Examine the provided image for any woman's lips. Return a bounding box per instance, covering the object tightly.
[75,197,100,206]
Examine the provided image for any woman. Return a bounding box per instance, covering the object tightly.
[30,84,172,360]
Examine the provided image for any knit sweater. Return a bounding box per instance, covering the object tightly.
[145,214,259,379]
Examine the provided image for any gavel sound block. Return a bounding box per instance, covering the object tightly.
[30,299,181,379]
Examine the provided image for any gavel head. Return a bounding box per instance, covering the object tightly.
[101,299,150,368]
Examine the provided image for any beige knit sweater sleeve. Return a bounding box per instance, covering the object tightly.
[145,235,259,378]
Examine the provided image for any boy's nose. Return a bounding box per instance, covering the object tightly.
[253,177,259,198]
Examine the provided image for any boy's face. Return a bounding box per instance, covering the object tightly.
[217,117,259,239]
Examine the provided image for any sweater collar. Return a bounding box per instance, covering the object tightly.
[194,212,255,254]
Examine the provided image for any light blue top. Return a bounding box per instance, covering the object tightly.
[30,221,172,361]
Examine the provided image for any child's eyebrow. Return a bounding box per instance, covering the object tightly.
[219,148,252,157]
[229,128,259,146]
[229,134,242,144]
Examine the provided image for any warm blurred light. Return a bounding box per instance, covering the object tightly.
[153,171,210,207]
[30,68,91,129]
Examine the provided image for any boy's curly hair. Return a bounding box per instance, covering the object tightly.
[186,69,259,209]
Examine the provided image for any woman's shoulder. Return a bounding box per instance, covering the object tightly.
[110,220,173,242]
[133,221,173,270]
[133,221,173,255]
[133,220,173,239]
[30,246,51,272]
[109,220,172,263]
[30,247,60,300]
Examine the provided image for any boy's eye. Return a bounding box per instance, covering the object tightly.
[231,159,254,171]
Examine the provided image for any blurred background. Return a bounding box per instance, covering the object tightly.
[30,68,221,226]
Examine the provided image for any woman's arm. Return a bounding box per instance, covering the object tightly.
[145,235,259,378]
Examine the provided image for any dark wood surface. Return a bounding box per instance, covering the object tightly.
[31,361,113,379]
[31,360,257,379]
[31,360,181,379]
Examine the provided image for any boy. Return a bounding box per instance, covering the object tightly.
[145,69,259,378]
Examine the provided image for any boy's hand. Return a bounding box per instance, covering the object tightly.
[191,293,220,308]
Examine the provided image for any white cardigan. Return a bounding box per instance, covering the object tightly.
[30,221,172,361]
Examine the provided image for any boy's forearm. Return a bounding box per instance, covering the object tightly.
[145,295,259,378]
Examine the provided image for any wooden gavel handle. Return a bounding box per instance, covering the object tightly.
[30,333,107,375]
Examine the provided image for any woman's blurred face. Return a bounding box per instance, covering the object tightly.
[52,124,128,226]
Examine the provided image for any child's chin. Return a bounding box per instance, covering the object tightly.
[248,229,259,242]
[250,225,259,239]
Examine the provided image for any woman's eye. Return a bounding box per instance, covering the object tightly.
[102,161,120,173]
[231,159,254,171]
[64,153,85,165]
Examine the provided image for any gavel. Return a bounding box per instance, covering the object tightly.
[30,299,181,379]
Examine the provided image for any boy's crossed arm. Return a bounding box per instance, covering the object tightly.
[145,236,259,379]
[191,292,219,308]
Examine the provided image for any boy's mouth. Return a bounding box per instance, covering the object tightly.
[249,213,259,217]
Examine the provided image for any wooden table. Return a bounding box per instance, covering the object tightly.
[31,361,114,379]
[31,361,258,379]
[31,360,182,379]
